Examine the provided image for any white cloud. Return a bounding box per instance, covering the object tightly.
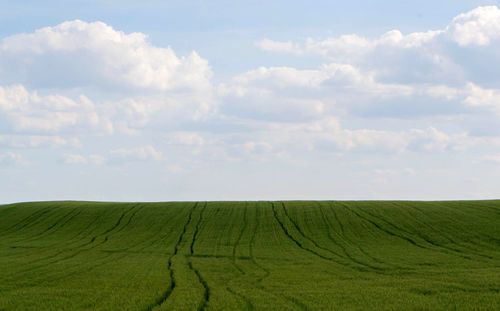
[218,63,419,121]
[0,152,25,166]
[0,20,212,92]
[256,39,301,54]
[238,118,492,155]
[89,154,106,165]
[463,83,500,113]
[447,6,500,46]
[481,154,500,163]
[168,132,205,146]
[242,6,500,122]
[63,153,88,164]
[0,83,217,138]
[1,9,499,175]
[62,153,106,165]
[0,135,75,148]
[260,6,500,87]
[0,84,111,134]
[109,145,163,162]
[374,168,416,176]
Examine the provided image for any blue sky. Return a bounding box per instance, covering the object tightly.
[1,1,500,203]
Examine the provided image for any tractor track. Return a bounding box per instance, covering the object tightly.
[146,202,198,311]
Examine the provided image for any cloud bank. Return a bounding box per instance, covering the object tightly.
[2,6,500,201]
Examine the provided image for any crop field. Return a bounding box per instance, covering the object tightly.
[0,201,499,310]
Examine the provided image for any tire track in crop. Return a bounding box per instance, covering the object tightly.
[14,208,82,243]
[354,205,484,261]
[226,286,253,310]
[457,201,500,216]
[323,202,390,266]
[2,206,64,240]
[135,208,187,253]
[340,203,425,249]
[231,203,248,275]
[190,202,207,255]
[404,203,496,259]
[77,204,139,249]
[187,259,210,311]
[109,204,144,236]
[4,252,119,288]
[187,202,211,311]
[328,203,345,234]
[225,203,257,309]
[96,204,139,244]
[249,204,270,283]
[271,202,340,264]
[8,204,140,276]
[2,206,109,264]
[281,202,347,260]
[1,210,103,262]
[0,205,54,235]
[6,207,110,263]
[283,295,308,311]
[445,202,500,247]
[146,202,198,311]
[316,203,388,272]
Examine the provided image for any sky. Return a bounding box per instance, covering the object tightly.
[1,0,500,203]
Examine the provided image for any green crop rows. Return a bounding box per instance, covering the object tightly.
[0,201,499,310]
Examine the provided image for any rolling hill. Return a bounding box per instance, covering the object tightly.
[0,201,499,310]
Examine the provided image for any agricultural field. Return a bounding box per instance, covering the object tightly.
[0,201,499,310]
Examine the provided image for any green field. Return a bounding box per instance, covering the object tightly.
[0,201,499,310]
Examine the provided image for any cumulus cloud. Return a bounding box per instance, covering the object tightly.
[258,6,500,88]
[0,83,216,138]
[218,63,424,121]
[0,84,111,134]
[1,9,499,172]
[232,6,500,122]
[463,83,500,113]
[447,6,500,46]
[0,21,218,139]
[0,20,212,92]
[236,118,495,155]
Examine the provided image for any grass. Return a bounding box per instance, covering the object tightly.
[0,200,499,310]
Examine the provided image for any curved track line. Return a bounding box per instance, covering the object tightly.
[232,203,248,275]
[190,202,207,255]
[145,202,198,311]
[188,259,210,311]
[271,202,337,264]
